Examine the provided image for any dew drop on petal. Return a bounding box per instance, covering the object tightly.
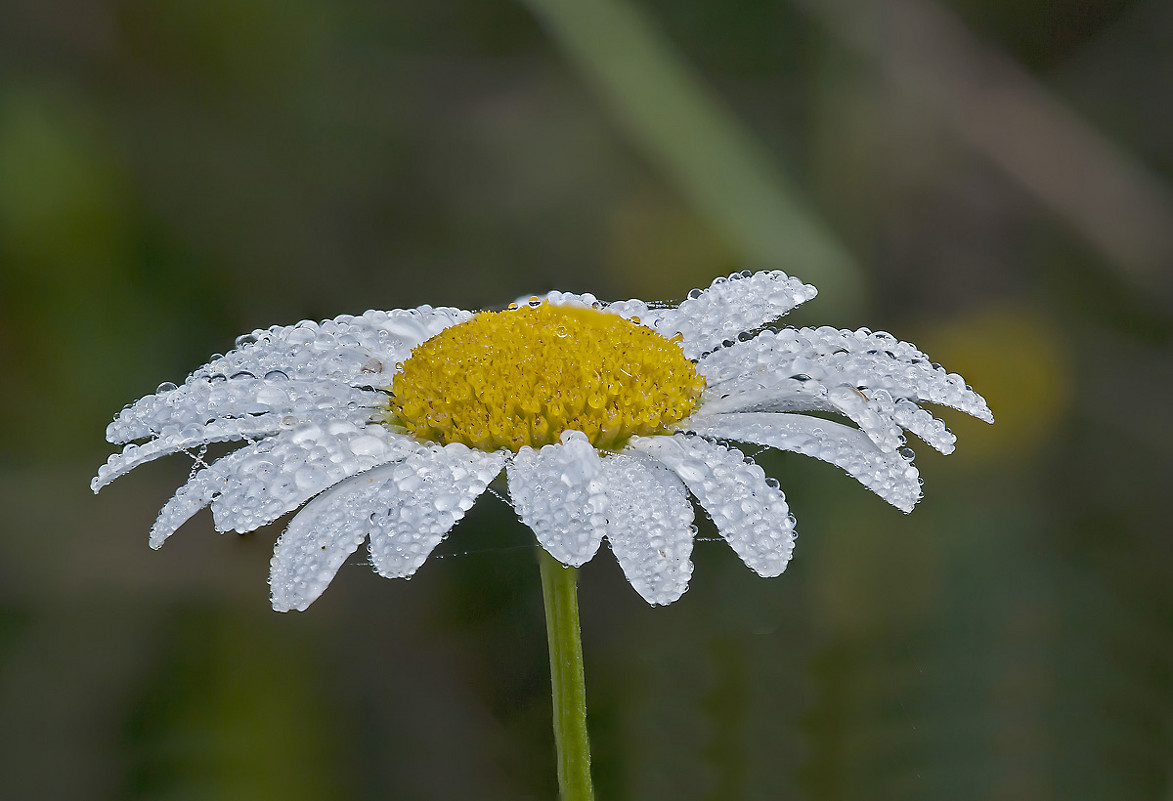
[433,492,461,512]
[348,434,387,457]
[674,460,708,483]
[255,387,289,406]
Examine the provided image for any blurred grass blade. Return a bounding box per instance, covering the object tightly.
[797,0,1173,304]
[521,0,862,309]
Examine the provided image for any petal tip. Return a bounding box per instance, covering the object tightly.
[269,594,308,613]
[751,559,790,579]
[542,546,593,570]
[638,586,688,606]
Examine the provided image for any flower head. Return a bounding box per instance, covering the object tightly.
[94,271,992,610]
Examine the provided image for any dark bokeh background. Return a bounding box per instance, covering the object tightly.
[2,0,1171,798]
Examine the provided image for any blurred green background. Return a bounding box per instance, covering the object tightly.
[2,0,1171,798]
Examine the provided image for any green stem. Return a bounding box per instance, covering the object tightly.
[538,548,595,801]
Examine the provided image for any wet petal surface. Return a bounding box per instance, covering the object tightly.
[655,271,817,359]
[682,412,923,512]
[598,453,695,605]
[631,434,795,577]
[507,432,607,567]
[367,445,506,579]
[190,306,472,387]
[269,464,401,612]
[149,422,419,547]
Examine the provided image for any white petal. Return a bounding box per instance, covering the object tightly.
[507,431,607,567]
[882,392,956,454]
[188,306,473,387]
[525,292,662,328]
[269,464,401,612]
[599,454,695,605]
[603,298,668,329]
[149,471,222,549]
[560,292,679,338]
[698,377,908,453]
[683,411,923,512]
[106,376,381,444]
[699,326,992,422]
[825,384,905,452]
[522,291,602,309]
[92,402,376,493]
[698,374,830,416]
[147,423,418,547]
[696,361,958,456]
[825,387,956,454]
[367,444,505,579]
[269,444,503,611]
[210,423,420,534]
[630,435,795,577]
[653,271,817,359]
[96,417,278,495]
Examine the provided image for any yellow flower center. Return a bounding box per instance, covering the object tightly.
[386,303,705,451]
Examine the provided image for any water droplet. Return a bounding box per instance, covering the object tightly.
[433,492,461,512]
[264,369,289,381]
[156,381,178,393]
[231,371,255,380]
[294,466,328,491]
[828,384,867,412]
[255,387,289,406]
[348,435,386,457]
[235,333,258,348]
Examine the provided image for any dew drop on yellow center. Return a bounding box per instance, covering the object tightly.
[385,303,705,451]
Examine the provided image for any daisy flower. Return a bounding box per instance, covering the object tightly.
[93,271,992,611]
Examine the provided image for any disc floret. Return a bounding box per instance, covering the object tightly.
[387,303,705,451]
